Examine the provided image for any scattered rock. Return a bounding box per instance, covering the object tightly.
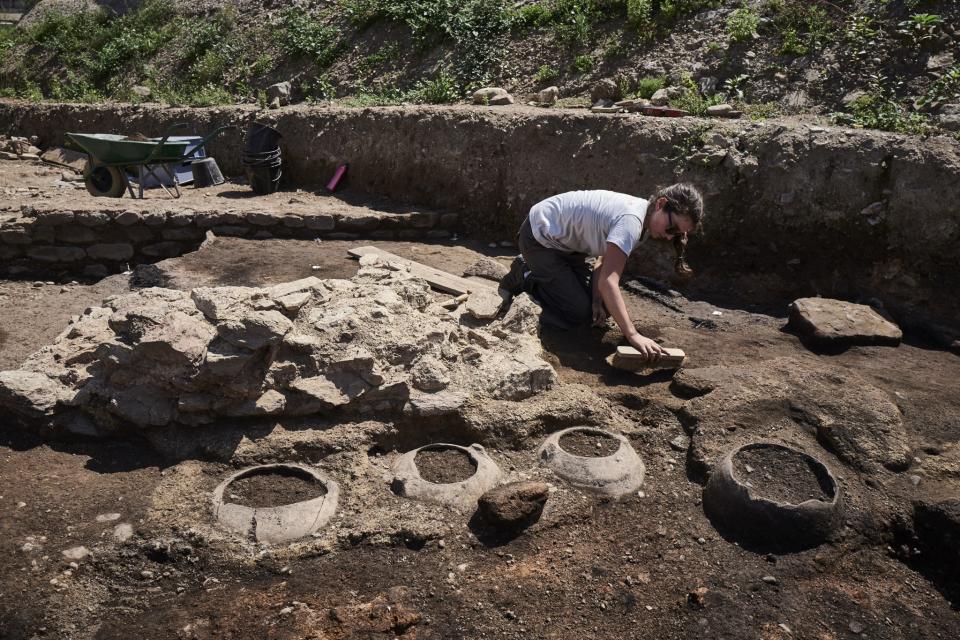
[113,523,134,543]
[787,298,902,347]
[649,87,681,106]
[705,104,734,117]
[130,85,151,99]
[473,87,513,106]
[462,257,508,282]
[61,546,90,561]
[477,481,549,529]
[267,81,292,107]
[95,513,121,523]
[537,86,559,105]
[590,79,621,104]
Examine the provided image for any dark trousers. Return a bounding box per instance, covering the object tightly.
[518,218,593,326]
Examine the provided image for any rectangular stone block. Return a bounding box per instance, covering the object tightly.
[337,215,380,231]
[124,226,154,244]
[140,241,184,258]
[27,245,86,262]
[57,225,99,244]
[75,210,111,227]
[1,228,32,245]
[113,210,141,226]
[195,211,242,228]
[410,212,439,229]
[160,228,203,241]
[141,211,168,226]
[87,243,134,261]
[34,210,75,225]
[167,210,195,227]
[247,212,277,226]
[211,225,250,237]
[303,213,335,231]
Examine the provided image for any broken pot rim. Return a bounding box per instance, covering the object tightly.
[408,442,485,486]
[725,441,841,509]
[552,426,629,460]
[212,462,340,512]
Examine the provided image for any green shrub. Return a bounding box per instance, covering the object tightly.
[278,8,342,67]
[551,0,602,45]
[636,75,665,99]
[407,69,459,103]
[509,3,552,33]
[916,66,960,111]
[897,13,943,47]
[727,6,759,43]
[534,64,560,84]
[768,0,834,53]
[833,92,931,135]
[570,54,593,74]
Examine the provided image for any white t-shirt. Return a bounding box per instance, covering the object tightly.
[528,190,648,257]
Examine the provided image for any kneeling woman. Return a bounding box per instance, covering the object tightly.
[501,183,704,360]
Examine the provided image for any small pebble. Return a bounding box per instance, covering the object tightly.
[762,575,778,585]
[849,621,864,634]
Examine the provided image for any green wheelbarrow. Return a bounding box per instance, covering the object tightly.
[66,122,238,199]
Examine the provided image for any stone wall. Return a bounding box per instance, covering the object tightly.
[0,203,455,277]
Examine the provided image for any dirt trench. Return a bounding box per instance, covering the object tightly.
[1,231,958,640]
[3,101,960,331]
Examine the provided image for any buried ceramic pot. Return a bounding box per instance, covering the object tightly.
[212,463,339,544]
[538,426,645,497]
[391,443,501,511]
[703,442,844,549]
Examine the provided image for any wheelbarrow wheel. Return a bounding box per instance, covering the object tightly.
[83,160,126,198]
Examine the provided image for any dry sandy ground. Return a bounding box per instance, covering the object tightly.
[1,232,959,638]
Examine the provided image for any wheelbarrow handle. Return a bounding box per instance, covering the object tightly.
[143,122,190,165]
[189,124,241,156]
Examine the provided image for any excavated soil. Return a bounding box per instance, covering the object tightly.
[226,469,327,509]
[733,447,834,505]
[414,448,477,485]
[558,430,620,457]
[1,234,959,640]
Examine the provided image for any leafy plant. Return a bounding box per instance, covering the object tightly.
[570,54,593,74]
[534,64,560,84]
[767,0,834,54]
[721,74,749,101]
[726,6,759,43]
[916,66,960,111]
[843,14,880,60]
[278,9,342,67]
[832,86,932,135]
[636,75,665,99]
[551,0,601,45]
[407,69,460,103]
[668,73,723,116]
[897,13,943,47]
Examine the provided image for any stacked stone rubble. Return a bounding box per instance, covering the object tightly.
[0,257,554,434]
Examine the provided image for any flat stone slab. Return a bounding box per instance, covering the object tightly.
[788,298,902,347]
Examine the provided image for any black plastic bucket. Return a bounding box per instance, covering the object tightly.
[244,122,282,154]
[192,158,225,187]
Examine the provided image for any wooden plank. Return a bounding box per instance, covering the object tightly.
[348,246,498,296]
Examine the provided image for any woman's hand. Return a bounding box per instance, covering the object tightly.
[591,294,608,327]
[626,333,667,362]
